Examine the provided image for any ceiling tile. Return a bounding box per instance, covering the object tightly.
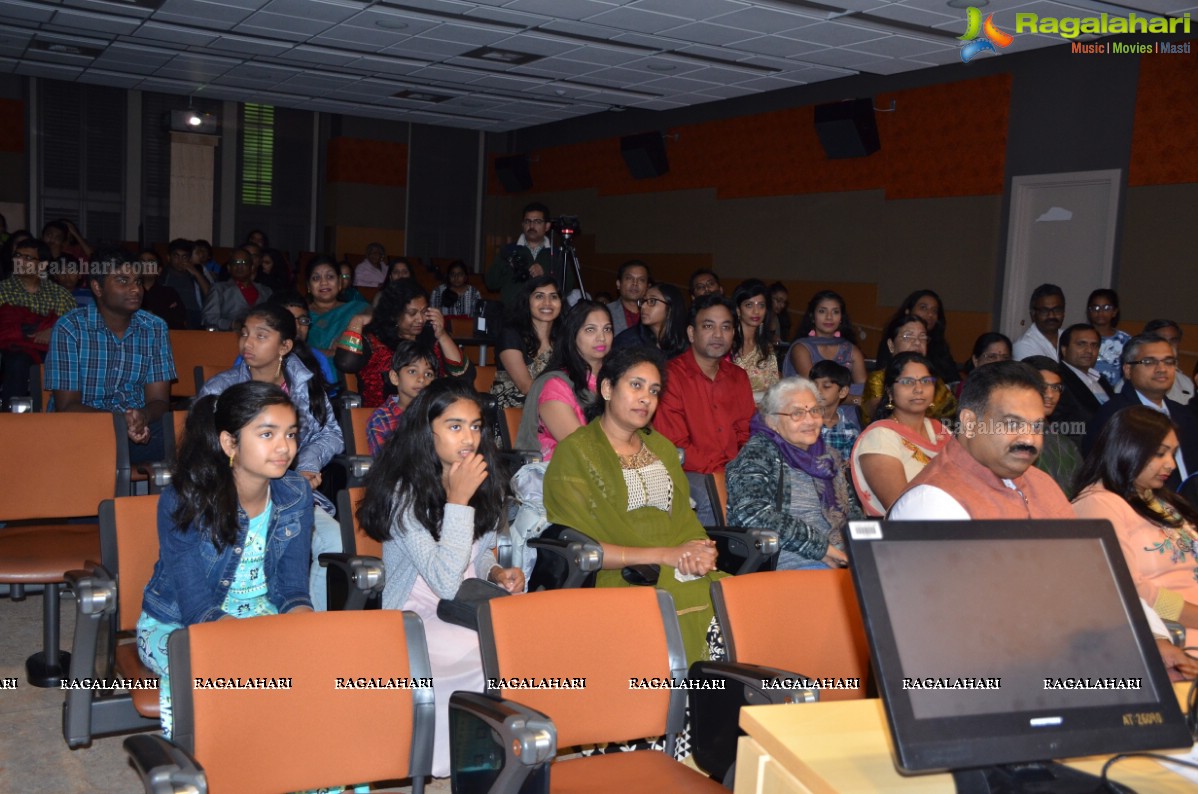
[849,33,956,58]
[629,0,751,21]
[208,33,293,54]
[233,13,334,38]
[710,6,820,33]
[505,0,621,22]
[61,0,155,17]
[779,20,888,47]
[731,35,830,57]
[275,44,359,65]
[133,21,221,45]
[657,21,758,45]
[81,68,146,88]
[2,2,57,23]
[16,61,85,80]
[423,22,512,46]
[51,9,143,34]
[584,6,688,33]
[488,34,580,57]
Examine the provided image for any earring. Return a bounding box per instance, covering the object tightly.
[833,330,841,338]
[808,329,817,337]
[229,453,235,468]
[275,356,283,379]
[884,395,895,410]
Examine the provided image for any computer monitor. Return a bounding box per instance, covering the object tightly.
[846,519,1191,793]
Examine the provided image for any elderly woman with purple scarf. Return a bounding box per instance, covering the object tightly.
[726,376,862,569]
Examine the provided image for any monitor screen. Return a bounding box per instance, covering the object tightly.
[846,519,1191,775]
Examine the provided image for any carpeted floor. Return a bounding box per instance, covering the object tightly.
[0,590,448,793]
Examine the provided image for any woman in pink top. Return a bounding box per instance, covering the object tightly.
[1073,406,1198,646]
[514,300,612,460]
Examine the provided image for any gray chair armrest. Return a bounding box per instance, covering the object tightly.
[135,462,174,493]
[62,567,118,748]
[688,660,819,784]
[124,734,206,794]
[705,527,780,576]
[319,553,385,611]
[527,526,603,591]
[1163,619,1186,648]
[449,691,554,794]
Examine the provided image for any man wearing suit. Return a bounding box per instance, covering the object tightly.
[201,247,272,331]
[1084,333,1198,491]
[1051,323,1113,443]
[607,259,650,337]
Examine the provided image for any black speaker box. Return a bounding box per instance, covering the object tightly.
[620,132,669,179]
[494,154,532,192]
[813,99,880,159]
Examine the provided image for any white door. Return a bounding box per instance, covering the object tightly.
[1000,170,1121,342]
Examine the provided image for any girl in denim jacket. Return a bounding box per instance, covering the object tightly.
[138,380,314,736]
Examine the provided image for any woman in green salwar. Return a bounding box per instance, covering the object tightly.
[544,346,727,665]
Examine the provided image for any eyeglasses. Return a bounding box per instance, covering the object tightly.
[1033,305,1065,316]
[898,333,929,342]
[339,274,352,280]
[1129,357,1178,369]
[1044,383,1065,393]
[772,408,821,421]
[894,376,937,387]
[295,317,312,326]
[231,259,251,266]
[12,254,39,263]
[522,218,547,227]
[637,297,669,308]
[1088,304,1115,312]
[979,352,1011,362]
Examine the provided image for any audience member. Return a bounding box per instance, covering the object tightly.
[606,259,650,336]
[514,300,611,460]
[336,260,367,304]
[202,247,273,330]
[1073,406,1198,646]
[353,242,387,288]
[688,268,722,301]
[198,302,345,612]
[41,218,92,262]
[359,378,522,777]
[955,331,1012,396]
[545,346,725,664]
[430,260,482,318]
[257,248,293,293]
[245,228,269,249]
[487,202,557,309]
[239,242,263,282]
[305,256,369,357]
[611,282,688,359]
[191,238,220,281]
[45,247,176,463]
[768,281,790,346]
[161,238,211,328]
[811,359,861,463]
[336,279,469,408]
[1083,333,1198,488]
[386,257,413,283]
[784,290,866,403]
[726,377,861,570]
[863,313,956,422]
[731,278,780,402]
[1022,355,1082,497]
[137,381,313,737]
[1144,319,1194,406]
[1012,283,1065,361]
[366,341,437,456]
[890,360,1071,519]
[0,238,77,407]
[0,229,32,280]
[490,276,560,409]
[654,295,755,524]
[851,352,950,516]
[1052,323,1111,443]
[883,289,960,385]
[1086,288,1130,391]
[137,249,186,330]
[275,293,337,392]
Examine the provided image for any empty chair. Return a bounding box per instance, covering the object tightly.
[703,470,728,527]
[451,587,726,793]
[63,495,162,747]
[320,487,385,611]
[474,364,496,393]
[124,610,434,794]
[0,412,119,686]
[167,329,239,399]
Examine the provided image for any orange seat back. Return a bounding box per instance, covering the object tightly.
[0,413,117,520]
[481,588,681,748]
[168,330,239,398]
[474,365,496,393]
[503,406,522,449]
[338,487,381,558]
[176,610,427,793]
[344,407,374,457]
[99,496,161,632]
[713,570,870,701]
[709,470,728,525]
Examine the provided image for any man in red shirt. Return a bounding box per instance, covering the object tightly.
[654,294,756,524]
[607,259,649,337]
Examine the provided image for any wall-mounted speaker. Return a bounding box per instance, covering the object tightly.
[620,132,669,179]
[813,99,880,159]
[494,154,532,193]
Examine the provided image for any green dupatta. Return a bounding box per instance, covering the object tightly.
[544,419,726,664]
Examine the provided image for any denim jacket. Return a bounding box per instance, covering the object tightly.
[141,472,314,625]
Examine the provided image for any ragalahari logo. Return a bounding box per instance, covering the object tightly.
[959,7,1014,63]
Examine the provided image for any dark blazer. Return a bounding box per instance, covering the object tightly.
[1054,364,1114,441]
[1083,386,1198,491]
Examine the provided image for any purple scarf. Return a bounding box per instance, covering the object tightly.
[750,413,839,512]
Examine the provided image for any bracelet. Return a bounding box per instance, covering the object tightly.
[620,548,626,566]
[335,330,363,354]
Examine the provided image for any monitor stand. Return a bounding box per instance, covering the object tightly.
[953,762,1127,794]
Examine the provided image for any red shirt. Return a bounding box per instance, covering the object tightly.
[654,351,755,474]
[623,305,639,330]
[236,281,259,307]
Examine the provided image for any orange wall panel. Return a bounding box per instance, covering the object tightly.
[489,74,1010,201]
[327,137,408,186]
[0,99,24,152]
[1129,50,1198,186]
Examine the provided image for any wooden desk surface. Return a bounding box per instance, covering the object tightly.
[737,686,1195,794]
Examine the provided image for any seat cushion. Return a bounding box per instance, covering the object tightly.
[551,751,726,794]
[114,642,161,718]
[0,524,99,583]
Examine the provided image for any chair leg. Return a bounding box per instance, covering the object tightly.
[26,583,69,688]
